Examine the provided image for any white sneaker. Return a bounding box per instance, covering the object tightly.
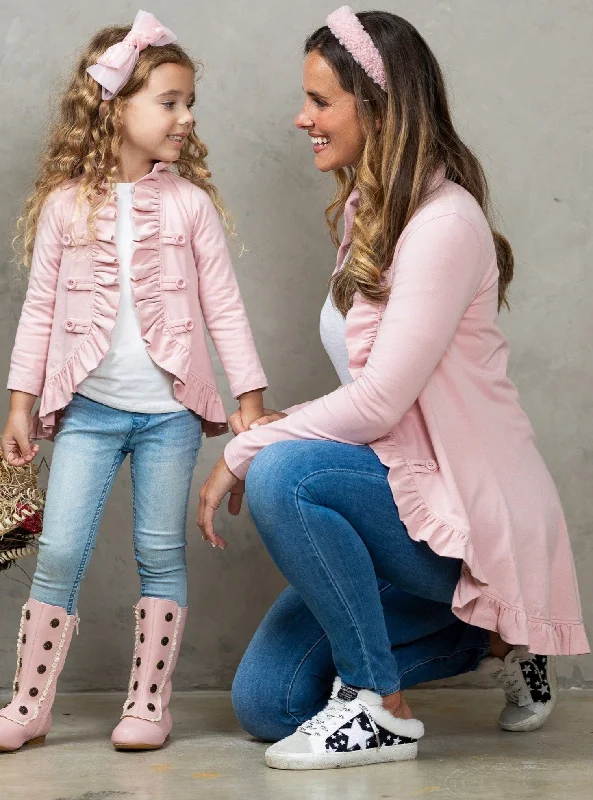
[265,677,424,770]
[490,648,557,732]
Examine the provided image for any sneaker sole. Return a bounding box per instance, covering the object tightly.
[266,742,418,770]
[498,658,558,732]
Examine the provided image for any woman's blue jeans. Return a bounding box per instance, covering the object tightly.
[30,394,201,613]
[232,440,489,741]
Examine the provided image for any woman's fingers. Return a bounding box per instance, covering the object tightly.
[249,411,287,429]
[229,409,247,435]
[228,482,244,516]
[197,488,228,549]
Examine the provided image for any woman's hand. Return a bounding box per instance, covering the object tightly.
[228,408,288,435]
[1,410,39,467]
[197,456,243,549]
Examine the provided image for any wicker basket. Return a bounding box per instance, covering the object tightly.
[0,454,46,571]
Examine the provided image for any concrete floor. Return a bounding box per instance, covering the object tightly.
[1,690,592,800]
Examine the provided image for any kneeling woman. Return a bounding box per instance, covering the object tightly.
[198,6,589,770]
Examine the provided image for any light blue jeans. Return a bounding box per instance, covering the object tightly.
[232,441,490,741]
[30,394,201,613]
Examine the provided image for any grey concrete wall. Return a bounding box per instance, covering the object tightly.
[1,1,591,691]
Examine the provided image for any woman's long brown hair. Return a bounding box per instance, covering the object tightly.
[15,24,230,267]
[305,12,513,314]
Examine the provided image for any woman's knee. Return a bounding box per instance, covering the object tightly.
[246,441,298,495]
[231,654,298,742]
[246,441,326,521]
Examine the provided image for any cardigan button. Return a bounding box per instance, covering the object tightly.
[426,460,437,471]
[66,278,76,289]
[184,319,194,332]
[176,278,186,289]
[176,234,186,245]
[61,234,72,246]
[65,320,75,331]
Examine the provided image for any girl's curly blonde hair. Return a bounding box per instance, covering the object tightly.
[15,24,230,268]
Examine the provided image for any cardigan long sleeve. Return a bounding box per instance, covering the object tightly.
[191,191,267,399]
[225,212,484,479]
[7,192,64,397]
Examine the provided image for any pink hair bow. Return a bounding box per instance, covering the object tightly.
[87,10,177,100]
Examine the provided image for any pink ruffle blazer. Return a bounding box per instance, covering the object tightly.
[7,162,267,439]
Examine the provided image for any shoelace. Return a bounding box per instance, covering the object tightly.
[298,697,381,747]
[298,697,349,736]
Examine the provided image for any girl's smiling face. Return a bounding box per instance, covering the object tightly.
[112,62,195,179]
[294,50,366,172]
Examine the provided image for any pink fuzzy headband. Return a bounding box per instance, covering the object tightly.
[326,6,387,92]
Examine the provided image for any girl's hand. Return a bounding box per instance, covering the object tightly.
[236,389,264,435]
[1,410,39,467]
[228,408,287,435]
[197,456,242,549]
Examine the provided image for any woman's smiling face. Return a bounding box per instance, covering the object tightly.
[294,50,365,172]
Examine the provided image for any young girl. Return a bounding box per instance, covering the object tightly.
[0,10,266,753]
